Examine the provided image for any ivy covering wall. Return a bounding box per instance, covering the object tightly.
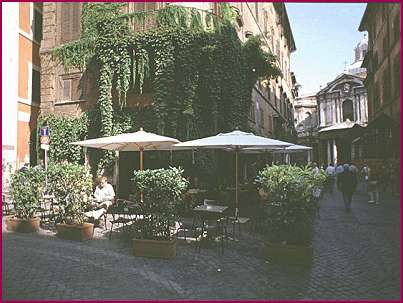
[44,3,281,179]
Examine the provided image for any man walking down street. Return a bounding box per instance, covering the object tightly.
[325,163,336,193]
[337,164,358,213]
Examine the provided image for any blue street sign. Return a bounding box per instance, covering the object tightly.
[40,126,49,137]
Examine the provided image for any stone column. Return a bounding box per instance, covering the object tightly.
[332,99,336,125]
[333,139,338,165]
[327,140,331,165]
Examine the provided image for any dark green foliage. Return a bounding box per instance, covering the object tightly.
[47,162,93,225]
[37,114,88,164]
[11,167,45,219]
[256,165,326,245]
[131,167,189,240]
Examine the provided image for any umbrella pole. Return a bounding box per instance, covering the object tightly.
[235,148,239,219]
[140,147,144,202]
[140,147,144,171]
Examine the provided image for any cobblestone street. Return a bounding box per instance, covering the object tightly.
[2,186,400,300]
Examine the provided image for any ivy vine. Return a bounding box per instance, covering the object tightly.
[50,3,281,180]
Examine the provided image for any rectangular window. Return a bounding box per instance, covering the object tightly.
[62,79,71,101]
[133,2,157,11]
[59,74,82,102]
[60,3,81,43]
[259,108,264,129]
[394,56,400,97]
[33,9,42,42]
[325,102,332,125]
[32,69,40,103]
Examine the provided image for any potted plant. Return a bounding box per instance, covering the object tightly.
[6,167,45,233]
[256,164,326,265]
[47,162,94,241]
[131,167,189,259]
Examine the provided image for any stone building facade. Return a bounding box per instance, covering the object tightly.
[2,2,42,186]
[359,3,400,160]
[293,93,319,162]
[39,2,297,141]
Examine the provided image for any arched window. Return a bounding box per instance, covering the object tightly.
[342,99,354,121]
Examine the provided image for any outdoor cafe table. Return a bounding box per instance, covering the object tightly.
[193,205,228,241]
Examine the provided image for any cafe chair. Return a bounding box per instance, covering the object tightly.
[176,215,203,249]
[108,199,136,240]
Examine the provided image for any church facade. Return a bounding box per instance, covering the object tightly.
[316,36,369,165]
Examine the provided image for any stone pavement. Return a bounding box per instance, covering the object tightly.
[2,185,400,300]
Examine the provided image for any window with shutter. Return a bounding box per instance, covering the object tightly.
[62,79,71,101]
[33,9,42,42]
[60,3,81,44]
[58,74,82,102]
[71,77,82,101]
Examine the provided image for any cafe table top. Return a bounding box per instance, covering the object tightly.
[193,204,228,214]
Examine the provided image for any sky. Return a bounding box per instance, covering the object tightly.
[286,3,367,95]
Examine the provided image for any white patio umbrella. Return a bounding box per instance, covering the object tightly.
[173,130,293,217]
[272,144,312,164]
[71,128,180,171]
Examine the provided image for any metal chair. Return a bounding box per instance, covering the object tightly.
[176,215,203,247]
[2,192,13,216]
[108,199,137,239]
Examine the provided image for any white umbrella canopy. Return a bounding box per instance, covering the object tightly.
[174,130,293,217]
[271,144,312,153]
[174,130,292,150]
[71,128,180,170]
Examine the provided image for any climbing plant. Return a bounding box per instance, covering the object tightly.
[37,114,88,164]
[50,3,281,177]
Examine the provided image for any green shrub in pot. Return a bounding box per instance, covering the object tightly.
[47,162,93,225]
[11,167,45,219]
[131,167,189,240]
[256,165,326,245]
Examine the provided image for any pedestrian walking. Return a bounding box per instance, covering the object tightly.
[361,162,369,190]
[337,164,357,213]
[325,163,336,193]
[312,162,320,175]
[335,163,344,175]
[367,168,380,204]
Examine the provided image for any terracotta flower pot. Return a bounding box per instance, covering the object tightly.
[6,216,40,233]
[264,241,313,265]
[56,222,94,241]
[133,238,176,259]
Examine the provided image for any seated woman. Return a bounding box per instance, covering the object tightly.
[85,176,115,225]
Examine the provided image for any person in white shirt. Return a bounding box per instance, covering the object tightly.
[325,163,336,193]
[85,176,115,224]
[93,176,115,208]
[312,162,320,175]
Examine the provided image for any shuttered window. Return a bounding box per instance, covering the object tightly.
[59,74,82,102]
[33,9,42,42]
[60,3,81,43]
